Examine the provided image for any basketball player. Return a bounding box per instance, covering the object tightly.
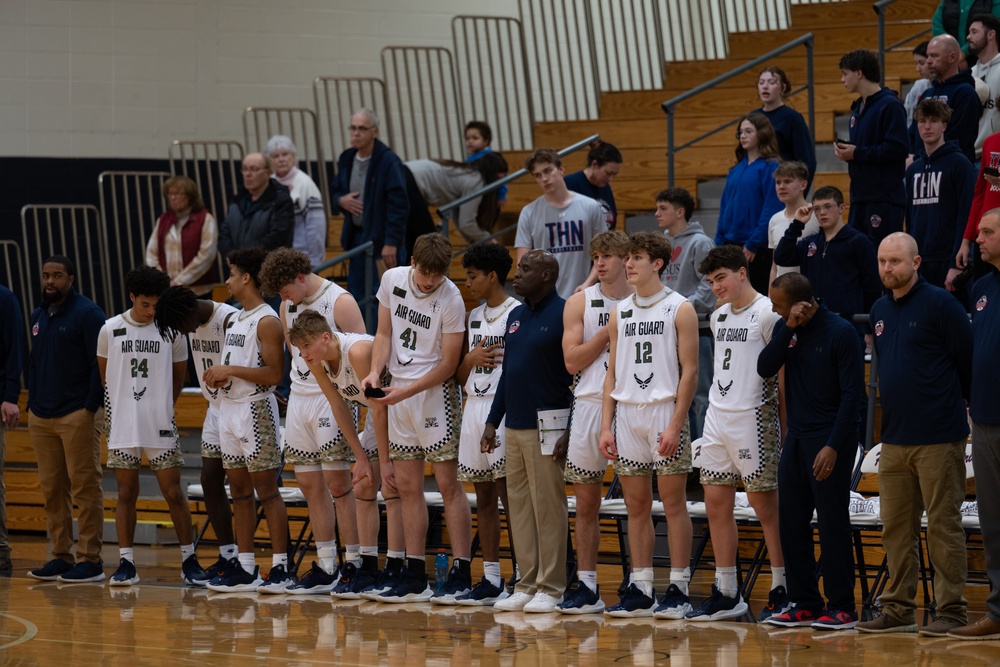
[557,230,632,614]
[286,310,407,600]
[153,286,238,580]
[452,242,518,606]
[97,266,207,586]
[203,247,291,593]
[599,232,697,617]
[687,244,787,622]
[259,248,368,596]
[363,233,472,603]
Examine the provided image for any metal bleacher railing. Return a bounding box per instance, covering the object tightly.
[98,171,170,314]
[313,242,377,333]
[874,0,932,86]
[20,205,111,318]
[661,33,816,188]
[313,77,391,162]
[0,240,30,382]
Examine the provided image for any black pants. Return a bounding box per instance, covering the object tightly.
[778,435,856,613]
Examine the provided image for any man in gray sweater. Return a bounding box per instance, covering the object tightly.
[656,187,716,440]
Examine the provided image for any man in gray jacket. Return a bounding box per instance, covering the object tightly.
[656,187,716,440]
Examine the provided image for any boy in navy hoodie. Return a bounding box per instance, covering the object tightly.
[905,98,976,305]
[834,49,909,247]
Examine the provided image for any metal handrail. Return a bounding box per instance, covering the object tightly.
[451,223,519,259]
[313,241,376,332]
[873,0,895,85]
[661,34,815,188]
[437,133,600,238]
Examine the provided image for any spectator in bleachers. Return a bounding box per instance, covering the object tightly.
[756,67,816,187]
[967,14,1000,162]
[26,256,107,584]
[713,112,783,295]
[835,49,908,247]
[909,35,981,164]
[933,0,1000,53]
[950,208,1000,640]
[218,152,294,259]
[0,282,24,577]
[655,187,715,441]
[515,149,606,299]
[267,135,327,268]
[959,49,993,109]
[758,272,863,630]
[857,232,972,636]
[564,141,622,230]
[330,108,409,302]
[905,99,976,303]
[146,175,218,299]
[904,41,933,128]
[404,152,508,246]
[465,121,507,209]
[773,186,881,343]
[958,128,1000,275]
[767,161,819,283]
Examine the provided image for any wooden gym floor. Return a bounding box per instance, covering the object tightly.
[4,536,1000,665]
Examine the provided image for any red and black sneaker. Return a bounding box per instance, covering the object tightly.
[812,609,859,631]
[765,606,821,627]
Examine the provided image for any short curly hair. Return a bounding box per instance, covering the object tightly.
[260,247,312,297]
[462,242,514,285]
[227,247,268,290]
[126,265,171,299]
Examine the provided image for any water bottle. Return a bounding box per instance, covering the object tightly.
[434,549,449,590]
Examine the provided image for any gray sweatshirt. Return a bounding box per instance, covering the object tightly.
[406,159,488,242]
[661,221,716,330]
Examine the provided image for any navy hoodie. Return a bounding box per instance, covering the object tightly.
[908,70,981,163]
[905,139,976,267]
[870,277,972,445]
[847,87,908,206]
[758,105,817,184]
[971,271,1000,424]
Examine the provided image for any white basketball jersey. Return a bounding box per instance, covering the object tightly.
[375,266,466,381]
[97,312,187,448]
[286,280,349,397]
[574,284,627,400]
[188,301,238,405]
[221,303,279,403]
[611,289,686,404]
[464,296,518,400]
[710,293,781,411]
[322,331,375,407]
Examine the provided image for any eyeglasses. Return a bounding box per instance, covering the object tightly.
[348,125,373,133]
[241,166,267,174]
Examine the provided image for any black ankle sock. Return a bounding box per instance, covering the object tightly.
[406,557,426,577]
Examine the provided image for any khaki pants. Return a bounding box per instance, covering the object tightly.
[28,408,104,564]
[505,427,567,598]
[878,441,968,624]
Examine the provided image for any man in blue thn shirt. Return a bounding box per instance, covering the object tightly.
[484,250,573,614]
[25,256,108,584]
[757,273,863,630]
[857,233,972,636]
[950,208,1000,640]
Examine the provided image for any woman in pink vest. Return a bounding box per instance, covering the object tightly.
[145,175,219,298]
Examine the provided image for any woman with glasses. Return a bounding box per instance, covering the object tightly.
[146,175,218,299]
[714,112,784,294]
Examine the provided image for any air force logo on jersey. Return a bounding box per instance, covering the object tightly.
[977,295,988,312]
[874,319,884,336]
[507,320,520,334]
